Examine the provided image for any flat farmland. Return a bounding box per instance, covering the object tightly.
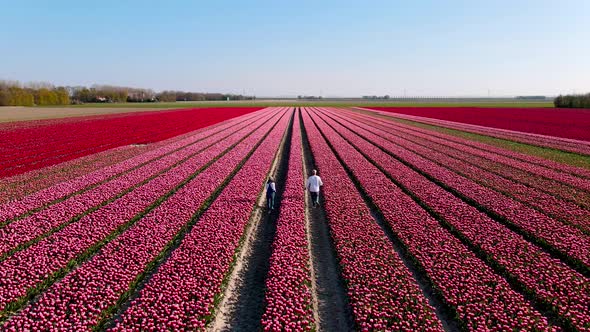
[1,106,590,331]
[0,107,171,123]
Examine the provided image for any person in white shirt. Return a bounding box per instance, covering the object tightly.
[306,169,323,207]
[266,178,276,210]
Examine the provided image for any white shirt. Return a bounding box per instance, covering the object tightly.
[267,182,276,192]
[306,175,323,192]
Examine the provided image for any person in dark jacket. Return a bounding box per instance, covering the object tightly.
[266,178,276,210]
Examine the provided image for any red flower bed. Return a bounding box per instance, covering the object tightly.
[367,106,590,141]
[0,107,261,178]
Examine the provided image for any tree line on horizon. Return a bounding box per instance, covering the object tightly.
[0,80,254,106]
[554,93,590,109]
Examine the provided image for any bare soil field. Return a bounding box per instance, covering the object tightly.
[0,106,163,122]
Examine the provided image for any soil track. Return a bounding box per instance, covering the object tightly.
[209,110,293,331]
[300,110,355,331]
[0,107,163,123]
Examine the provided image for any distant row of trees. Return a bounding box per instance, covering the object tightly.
[158,91,255,102]
[0,80,254,106]
[554,94,590,109]
[0,81,69,106]
[71,85,255,104]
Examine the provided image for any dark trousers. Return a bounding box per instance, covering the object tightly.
[310,191,319,205]
[266,192,275,209]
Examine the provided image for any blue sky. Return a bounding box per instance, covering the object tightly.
[1,0,588,97]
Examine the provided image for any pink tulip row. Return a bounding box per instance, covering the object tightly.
[0,108,270,223]
[261,111,315,332]
[0,145,153,204]
[0,109,261,205]
[342,109,590,208]
[324,109,590,269]
[0,110,283,315]
[1,109,290,331]
[107,110,292,331]
[0,111,274,258]
[348,108,590,180]
[316,108,590,330]
[301,110,444,331]
[307,108,554,331]
[0,121,231,205]
[356,110,590,196]
[325,109,590,233]
[362,107,590,156]
[0,107,263,178]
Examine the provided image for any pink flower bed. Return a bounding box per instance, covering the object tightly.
[0,108,269,224]
[0,110,280,314]
[1,108,289,331]
[301,110,443,331]
[326,109,590,231]
[308,108,553,331]
[345,108,590,179]
[346,109,590,205]
[317,107,590,330]
[107,110,291,331]
[261,110,314,331]
[0,110,272,257]
[322,109,590,270]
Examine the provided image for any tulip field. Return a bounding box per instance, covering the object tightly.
[1,106,590,331]
[364,107,590,155]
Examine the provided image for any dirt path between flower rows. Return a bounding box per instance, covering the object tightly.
[210,109,356,331]
[0,106,165,123]
[208,111,293,331]
[308,107,463,331]
[300,110,355,331]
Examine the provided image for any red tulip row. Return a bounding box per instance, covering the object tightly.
[349,107,590,180]
[0,107,262,178]
[261,110,315,331]
[0,110,273,258]
[307,108,554,331]
[316,108,590,330]
[1,109,290,331]
[106,110,292,331]
[0,108,269,224]
[326,109,590,232]
[343,109,590,208]
[363,107,590,155]
[324,109,590,270]
[301,110,443,331]
[0,110,284,317]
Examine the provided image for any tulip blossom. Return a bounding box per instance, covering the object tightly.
[0,110,284,317]
[107,110,291,331]
[365,106,590,155]
[317,107,590,329]
[0,107,261,178]
[301,110,443,331]
[261,111,315,331]
[307,108,554,331]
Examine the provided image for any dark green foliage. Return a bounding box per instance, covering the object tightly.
[554,94,590,109]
